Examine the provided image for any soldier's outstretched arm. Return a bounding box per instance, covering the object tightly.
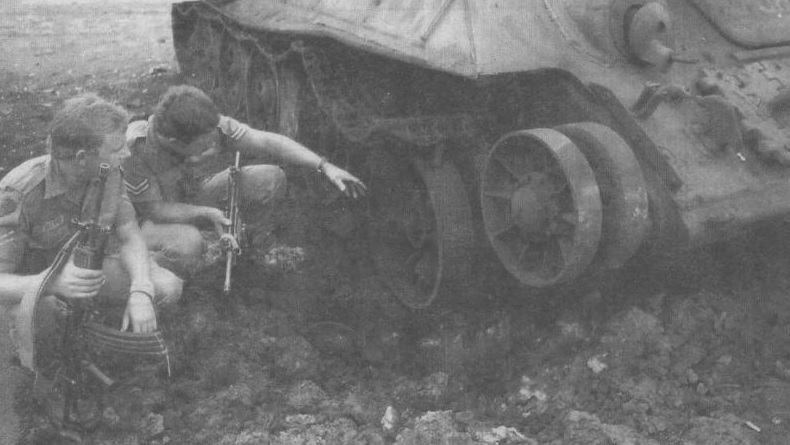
[137,200,230,236]
[233,128,367,198]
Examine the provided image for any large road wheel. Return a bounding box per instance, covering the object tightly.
[555,122,650,269]
[481,128,602,287]
[368,150,474,309]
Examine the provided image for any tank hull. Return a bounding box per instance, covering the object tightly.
[172,0,790,304]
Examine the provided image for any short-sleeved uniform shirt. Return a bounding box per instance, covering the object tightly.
[0,155,136,274]
[122,115,250,205]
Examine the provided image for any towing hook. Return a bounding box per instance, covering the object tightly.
[631,83,690,119]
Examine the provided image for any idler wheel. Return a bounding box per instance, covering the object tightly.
[181,17,222,97]
[555,122,649,270]
[368,149,474,309]
[217,32,250,118]
[481,129,602,287]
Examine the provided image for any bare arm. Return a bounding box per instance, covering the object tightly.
[0,272,47,306]
[116,218,151,289]
[235,129,324,168]
[136,201,229,236]
[115,217,157,333]
[232,129,367,198]
[0,256,104,306]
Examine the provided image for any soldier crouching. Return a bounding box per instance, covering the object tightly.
[123,85,366,277]
[0,93,183,381]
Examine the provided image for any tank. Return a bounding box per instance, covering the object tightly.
[170,0,790,308]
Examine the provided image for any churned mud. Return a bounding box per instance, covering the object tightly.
[4,2,790,445]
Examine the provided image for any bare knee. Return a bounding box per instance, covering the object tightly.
[144,223,204,255]
[271,166,287,199]
[146,224,204,276]
[242,165,287,204]
[166,225,204,258]
[153,268,184,306]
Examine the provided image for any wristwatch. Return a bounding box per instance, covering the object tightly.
[316,157,327,174]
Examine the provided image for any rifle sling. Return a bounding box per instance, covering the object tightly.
[15,231,82,371]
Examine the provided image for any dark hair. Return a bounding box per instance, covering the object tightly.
[49,93,129,158]
[154,85,220,144]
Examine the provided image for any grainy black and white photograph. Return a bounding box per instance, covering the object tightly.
[3,1,790,444]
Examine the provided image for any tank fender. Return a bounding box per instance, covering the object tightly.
[586,83,687,251]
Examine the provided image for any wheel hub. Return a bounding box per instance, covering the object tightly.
[510,177,553,236]
[481,128,603,287]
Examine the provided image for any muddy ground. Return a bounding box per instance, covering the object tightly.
[5,2,790,445]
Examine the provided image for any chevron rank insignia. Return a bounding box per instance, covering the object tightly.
[124,177,150,196]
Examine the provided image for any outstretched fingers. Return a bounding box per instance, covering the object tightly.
[325,164,367,199]
[344,178,368,199]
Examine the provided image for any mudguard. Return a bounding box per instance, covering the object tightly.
[197,0,583,77]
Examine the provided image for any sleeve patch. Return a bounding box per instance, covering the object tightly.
[126,120,149,145]
[124,177,150,196]
[217,115,250,141]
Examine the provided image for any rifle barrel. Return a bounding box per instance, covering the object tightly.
[224,251,233,294]
[223,151,242,296]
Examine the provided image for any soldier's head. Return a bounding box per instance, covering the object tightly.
[153,85,219,157]
[48,94,130,181]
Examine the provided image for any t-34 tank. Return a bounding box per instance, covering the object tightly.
[171,0,790,308]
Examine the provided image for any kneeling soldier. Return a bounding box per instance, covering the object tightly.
[0,94,184,437]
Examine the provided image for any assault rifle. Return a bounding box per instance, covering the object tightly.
[220,150,247,295]
[41,164,170,432]
[54,162,113,430]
